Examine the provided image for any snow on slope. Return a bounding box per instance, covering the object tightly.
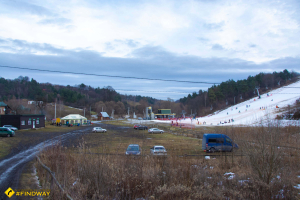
[156,80,300,126]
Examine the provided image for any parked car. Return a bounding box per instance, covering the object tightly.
[0,127,15,137]
[202,133,238,153]
[92,127,107,133]
[3,125,18,131]
[138,117,143,120]
[150,146,167,155]
[125,144,141,155]
[133,124,148,130]
[148,128,164,134]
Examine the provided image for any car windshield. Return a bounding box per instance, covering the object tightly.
[155,147,165,150]
[127,146,139,151]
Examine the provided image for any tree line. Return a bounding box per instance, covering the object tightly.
[0,69,298,118]
[180,69,299,116]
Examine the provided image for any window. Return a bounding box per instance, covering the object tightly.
[36,119,40,125]
[21,120,25,125]
[208,138,217,143]
[216,138,224,143]
[226,138,232,144]
[28,119,32,125]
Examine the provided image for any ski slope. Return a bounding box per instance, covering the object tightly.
[156,80,300,126]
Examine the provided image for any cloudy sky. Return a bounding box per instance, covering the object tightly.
[0,0,300,100]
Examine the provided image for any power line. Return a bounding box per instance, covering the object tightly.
[115,89,192,94]
[0,65,220,84]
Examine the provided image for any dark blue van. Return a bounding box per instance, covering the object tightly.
[202,133,238,152]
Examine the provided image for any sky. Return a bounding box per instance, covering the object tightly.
[0,0,300,100]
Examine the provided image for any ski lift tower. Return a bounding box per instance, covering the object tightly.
[181,110,186,118]
[145,107,153,120]
[255,86,260,98]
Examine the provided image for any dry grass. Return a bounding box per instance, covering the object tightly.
[72,126,203,156]
[36,122,300,199]
[36,143,300,199]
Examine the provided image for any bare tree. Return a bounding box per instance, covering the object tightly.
[243,120,283,184]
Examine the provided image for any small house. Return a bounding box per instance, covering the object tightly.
[0,114,45,129]
[98,112,110,120]
[155,109,176,119]
[61,114,87,125]
[0,102,12,115]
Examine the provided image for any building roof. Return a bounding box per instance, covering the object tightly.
[61,114,87,120]
[0,102,7,107]
[100,112,109,117]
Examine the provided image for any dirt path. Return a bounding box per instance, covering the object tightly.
[0,126,92,200]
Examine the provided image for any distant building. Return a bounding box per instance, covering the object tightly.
[0,114,45,129]
[61,114,87,125]
[155,109,176,119]
[98,112,110,120]
[0,102,12,115]
[28,101,43,105]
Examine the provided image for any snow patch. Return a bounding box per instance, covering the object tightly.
[224,172,235,180]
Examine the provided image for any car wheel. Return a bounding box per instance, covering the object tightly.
[209,148,215,153]
[160,131,163,134]
[7,134,10,137]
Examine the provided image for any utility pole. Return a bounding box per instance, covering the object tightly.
[55,102,56,119]
[84,107,85,117]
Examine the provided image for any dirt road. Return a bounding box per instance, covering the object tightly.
[0,125,93,200]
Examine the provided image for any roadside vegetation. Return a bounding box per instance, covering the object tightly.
[36,122,300,199]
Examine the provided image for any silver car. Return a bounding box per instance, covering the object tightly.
[150,146,167,155]
[148,128,164,134]
[3,125,18,131]
[92,127,107,133]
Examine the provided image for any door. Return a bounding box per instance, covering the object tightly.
[225,137,233,151]
[33,121,35,129]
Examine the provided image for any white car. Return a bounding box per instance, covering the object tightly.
[148,128,164,134]
[92,127,107,133]
[3,125,18,131]
[150,146,167,155]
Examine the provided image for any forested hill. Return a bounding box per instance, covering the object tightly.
[0,76,156,109]
[180,69,299,116]
[0,69,299,117]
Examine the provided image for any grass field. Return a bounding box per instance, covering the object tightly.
[77,126,203,155]
[11,120,300,199]
[36,121,300,199]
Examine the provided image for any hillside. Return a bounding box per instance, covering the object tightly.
[157,79,300,126]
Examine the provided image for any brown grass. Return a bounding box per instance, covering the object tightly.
[36,122,300,199]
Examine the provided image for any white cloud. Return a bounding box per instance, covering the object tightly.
[0,0,300,99]
[0,0,299,62]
